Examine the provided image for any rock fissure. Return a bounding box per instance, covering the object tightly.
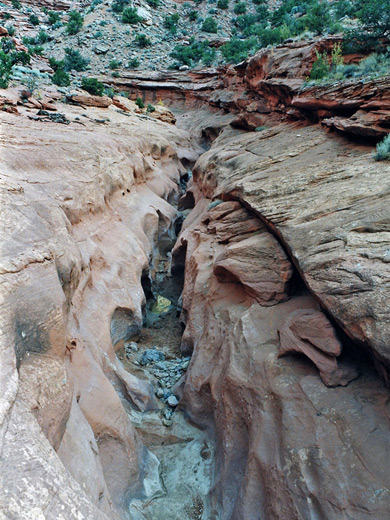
[1,65,390,520]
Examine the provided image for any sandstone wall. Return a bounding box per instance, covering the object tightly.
[0,102,198,518]
[173,122,390,519]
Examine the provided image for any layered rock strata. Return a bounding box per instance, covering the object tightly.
[173,122,390,519]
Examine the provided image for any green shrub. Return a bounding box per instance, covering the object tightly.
[305,3,332,34]
[109,59,121,69]
[234,1,246,15]
[136,96,144,108]
[29,14,40,26]
[112,0,130,13]
[217,0,228,9]
[122,7,143,24]
[104,87,115,97]
[202,17,218,33]
[27,45,43,55]
[146,0,159,6]
[48,10,61,25]
[164,13,179,34]
[11,0,21,9]
[128,57,140,68]
[0,49,31,88]
[170,39,215,67]
[334,0,355,19]
[374,134,390,161]
[258,27,284,46]
[112,71,119,77]
[66,10,84,35]
[309,50,330,79]
[220,36,256,62]
[37,29,50,43]
[2,37,15,53]
[309,44,344,80]
[234,14,257,30]
[147,103,156,112]
[64,47,89,71]
[188,10,198,20]
[52,68,70,86]
[49,56,64,71]
[6,24,16,37]
[81,77,105,96]
[135,33,151,47]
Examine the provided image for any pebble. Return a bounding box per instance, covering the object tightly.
[139,348,165,366]
[167,395,179,407]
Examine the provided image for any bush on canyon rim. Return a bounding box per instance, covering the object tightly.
[81,77,105,96]
[0,49,30,88]
[374,134,390,161]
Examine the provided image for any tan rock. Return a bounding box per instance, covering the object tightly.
[0,101,195,518]
[174,137,390,517]
[112,95,137,112]
[278,308,358,386]
[67,93,113,108]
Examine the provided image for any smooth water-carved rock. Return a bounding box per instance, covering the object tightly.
[278,309,358,387]
[175,121,390,519]
[0,100,196,518]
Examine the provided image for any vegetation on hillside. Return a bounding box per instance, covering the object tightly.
[2,0,390,90]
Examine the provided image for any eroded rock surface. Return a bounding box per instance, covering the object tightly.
[0,100,199,519]
[173,121,390,519]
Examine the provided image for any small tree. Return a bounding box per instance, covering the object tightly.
[66,10,84,35]
[52,68,70,86]
[164,13,180,34]
[122,7,143,24]
[81,77,105,96]
[48,11,61,25]
[217,0,228,9]
[202,17,218,33]
[64,47,89,71]
[188,10,198,20]
[135,33,151,47]
[29,14,40,26]
[234,2,246,15]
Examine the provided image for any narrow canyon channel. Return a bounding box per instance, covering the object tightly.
[1,98,389,520]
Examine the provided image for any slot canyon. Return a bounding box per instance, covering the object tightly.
[1,28,390,520]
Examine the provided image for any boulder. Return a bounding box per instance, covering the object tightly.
[67,93,113,108]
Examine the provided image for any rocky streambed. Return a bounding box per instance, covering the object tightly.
[0,94,390,520]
